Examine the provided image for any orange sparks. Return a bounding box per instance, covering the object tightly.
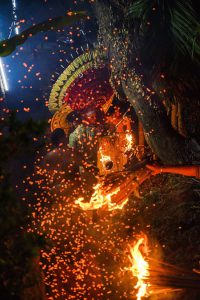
[75,182,128,211]
[128,234,150,300]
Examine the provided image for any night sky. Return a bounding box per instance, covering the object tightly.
[0,0,95,120]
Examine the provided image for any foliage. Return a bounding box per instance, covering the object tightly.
[128,0,200,62]
[125,0,200,140]
[0,112,47,299]
[128,1,200,93]
[0,112,46,162]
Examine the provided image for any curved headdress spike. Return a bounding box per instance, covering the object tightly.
[50,103,73,134]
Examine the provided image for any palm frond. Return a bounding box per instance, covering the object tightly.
[170,1,200,59]
[128,0,200,61]
[129,0,149,20]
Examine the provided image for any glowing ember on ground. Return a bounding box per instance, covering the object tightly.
[75,182,128,211]
[127,234,150,300]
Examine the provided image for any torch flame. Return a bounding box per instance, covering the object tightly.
[128,234,150,300]
[75,182,128,211]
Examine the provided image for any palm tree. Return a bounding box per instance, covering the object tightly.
[94,0,200,164]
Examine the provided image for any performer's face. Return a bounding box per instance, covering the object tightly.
[84,112,97,124]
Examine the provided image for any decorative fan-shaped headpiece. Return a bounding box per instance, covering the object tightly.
[49,49,114,133]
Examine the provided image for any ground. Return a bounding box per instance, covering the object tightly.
[30,169,200,299]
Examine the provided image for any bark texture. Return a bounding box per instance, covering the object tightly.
[94,0,200,164]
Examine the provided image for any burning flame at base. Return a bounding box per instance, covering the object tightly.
[75,182,128,211]
[128,234,150,300]
[127,235,191,299]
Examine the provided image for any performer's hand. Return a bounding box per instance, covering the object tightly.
[146,164,162,175]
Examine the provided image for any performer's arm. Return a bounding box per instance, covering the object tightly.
[146,164,200,178]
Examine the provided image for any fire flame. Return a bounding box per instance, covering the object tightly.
[127,235,192,298]
[125,133,133,152]
[128,234,150,300]
[99,146,112,164]
[75,182,128,211]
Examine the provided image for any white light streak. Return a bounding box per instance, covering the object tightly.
[12,0,19,35]
[15,27,19,35]
[12,0,16,8]
[0,59,8,91]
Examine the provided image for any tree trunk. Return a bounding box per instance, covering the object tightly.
[94,0,200,164]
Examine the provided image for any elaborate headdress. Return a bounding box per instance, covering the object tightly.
[48,49,114,134]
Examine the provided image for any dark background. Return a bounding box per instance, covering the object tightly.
[0,0,95,120]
